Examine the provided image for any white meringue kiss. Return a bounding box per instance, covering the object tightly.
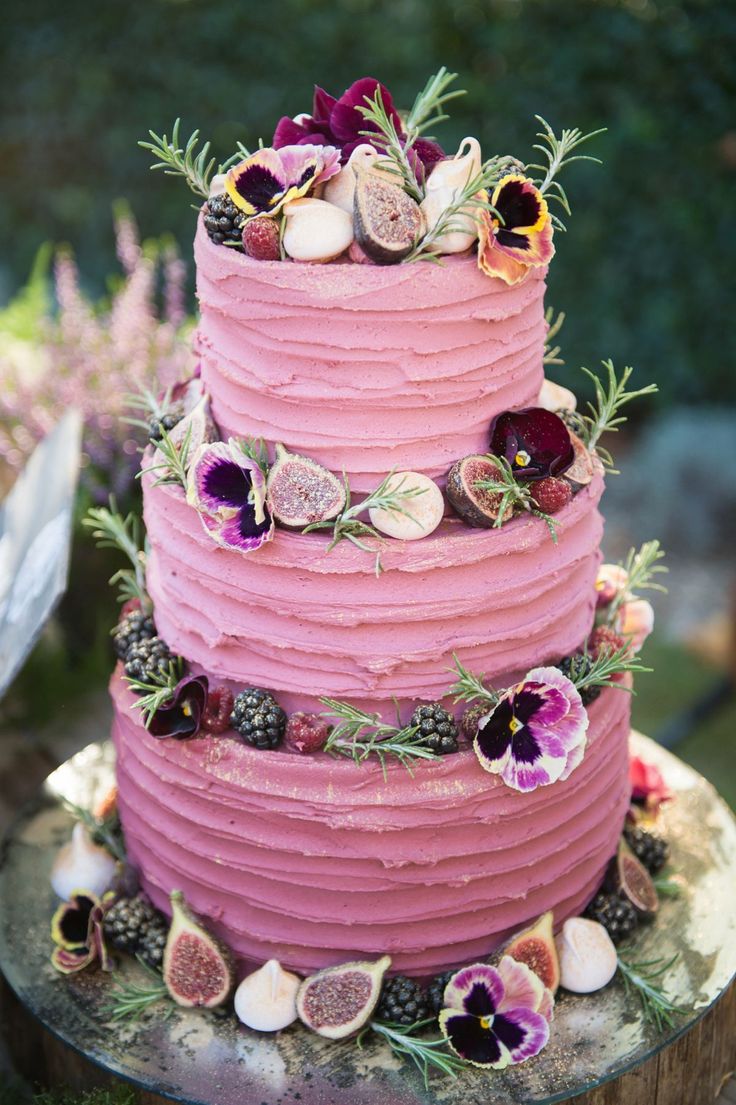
[322,144,381,213]
[538,378,578,413]
[234,959,301,1032]
[282,198,354,263]
[368,472,445,541]
[555,917,618,993]
[419,137,482,254]
[50,822,117,901]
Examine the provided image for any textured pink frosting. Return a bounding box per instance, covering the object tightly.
[113,671,631,978]
[194,219,548,492]
[143,470,604,716]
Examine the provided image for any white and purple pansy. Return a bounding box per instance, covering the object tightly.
[187,439,274,555]
[439,956,552,1069]
[474,666,588,793]
[225,144,341,218]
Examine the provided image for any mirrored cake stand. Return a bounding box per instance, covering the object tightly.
[0,733,734,1105]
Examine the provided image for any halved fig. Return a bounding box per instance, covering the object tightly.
[564,432,595,488]
[505,910,560,993]
[163,890,234,1008]
[353,171,424,264]
[614,839,659,916]
[446,455,505,528]
[296,955,391,1039]
[266,444,346,529]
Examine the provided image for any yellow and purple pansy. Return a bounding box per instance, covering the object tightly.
[50,891,112,974]
[439,955,553,1069]
[478,174,555,286]
[187,439,274,555]
[225,144,341,218]
[474,666,588,792]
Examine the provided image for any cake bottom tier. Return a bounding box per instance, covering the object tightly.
[112,672,631,978]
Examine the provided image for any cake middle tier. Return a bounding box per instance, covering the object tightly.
[194,219,548,493]
[143,470,604,715]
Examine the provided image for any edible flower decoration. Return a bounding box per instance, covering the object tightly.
[490,408,575,481]
[149,674,209,740]
[630,755,673,812]
[272,77,444,175]
[474,666,588,792]
[439,956,552,1069]
[478,175,554,286]
[595,563,655,654]
[187,440,274,555]
[225,144,340,217]
[50,891,113,974]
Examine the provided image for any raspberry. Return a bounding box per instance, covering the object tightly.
[460,703,487,741]
[284,712,331,754]
[588,624,627,658]
[242,216,281,261]
[530,477,572,514]
[202,687,235,734]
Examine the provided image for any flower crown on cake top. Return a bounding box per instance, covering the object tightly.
[140,68,603,279]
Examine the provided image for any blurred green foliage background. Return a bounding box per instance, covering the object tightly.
[1,0,734,404]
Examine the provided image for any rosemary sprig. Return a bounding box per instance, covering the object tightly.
[62,799,127,865]
[123,386,174,435]
[320,698,438,779]
[573,641,652,694]
[607,540,668,622]
[139,119,220,199]
[527,116,605,231]
[576,360,658,470]
[303,472,427,577]
[448,654,499,708]
[104,963,174,1022]
[474,455,559,542]
[357,86,424,201]
[543,306,566,366]
[126,657,185,728]
[139,423,193,490]
[82,500,150,611]
[364,1020,467,1089]
[405,67,466,136]
[617,953,686,1032]
[652,873,683,899]
[235,437,270,479]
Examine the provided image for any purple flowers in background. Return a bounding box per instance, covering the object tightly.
[272,77,444,176]
[490,408,575,481]
[0,209,192,504]
[187,440,274,555]
[439,956,552,1068]
[474,666,588,792]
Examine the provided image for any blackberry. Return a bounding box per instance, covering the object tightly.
[230,687,287,750]
[124,636,173,684]
[556,407,584,435]
[203,194,246,247]
[377,975,430,1026]
[411,703,459,755]
[426,969,455,1016]
[624,826,669,874]
[148,408,184,444]
[585,891,638,944]
[557,653,602,707]
[103,894,168,967]
[113,610,156,662]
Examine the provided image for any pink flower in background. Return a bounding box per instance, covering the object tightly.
[630,755,673,811]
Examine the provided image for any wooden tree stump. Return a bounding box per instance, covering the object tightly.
[2,974,734,1105]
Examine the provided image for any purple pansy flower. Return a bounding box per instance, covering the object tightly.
[474,666,588,792]
[490,407,575,481]
[149,674,209,740]
[225,144,340,217]
[272,77,445,176]
[187,440,274,555]
[439,956,552,1069]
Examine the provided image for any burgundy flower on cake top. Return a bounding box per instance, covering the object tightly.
[187,440,274,555]
[490,407,575,481]
[478,174,555,285]
[148,674,209,740]
[439,956,552,1069]
[474,666,588,792]
[272,78,444,174]
[225,145,340,217]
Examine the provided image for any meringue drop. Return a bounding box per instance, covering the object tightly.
[322,144,381,213]
[50,822,116,901]
[419,137,483,254]
[282,198,353,263]
[368,472,445,541]
[538,378,578,413]
[555,917,618,993]
[234,959,301,1032]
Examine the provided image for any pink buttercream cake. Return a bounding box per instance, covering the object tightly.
[111,224,632,978]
